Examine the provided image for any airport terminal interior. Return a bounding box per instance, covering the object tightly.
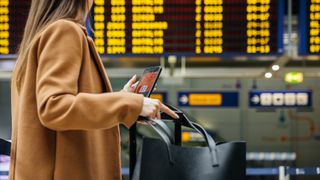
[0,0,320,179]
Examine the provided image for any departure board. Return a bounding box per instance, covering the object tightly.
[0,0,29,55]
[92,0,284,56]
[0,0,10,54]
[0,0,284,56]
[299,0,320,54]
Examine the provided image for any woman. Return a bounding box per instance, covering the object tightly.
[10,0,178,179]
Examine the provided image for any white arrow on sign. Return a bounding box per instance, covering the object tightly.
[251,95,260,104]
[179,95,189,104]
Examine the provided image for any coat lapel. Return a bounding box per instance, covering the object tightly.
[77,23,113,92]
[87,37,113,92]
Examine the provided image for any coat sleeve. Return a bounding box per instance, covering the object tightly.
[36,20,144,131]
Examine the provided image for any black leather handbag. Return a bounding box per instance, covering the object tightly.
[132,109,246,180]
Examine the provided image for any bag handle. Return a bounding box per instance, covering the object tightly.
[144,120,175,164]
[176,114,219,166]
[189,121,219,166]
[139,117,174,143]
[146,117,219,166]
[180,113,216,150]
[162,104,218,157]
[151,120,175,144]
[162,104,219,165]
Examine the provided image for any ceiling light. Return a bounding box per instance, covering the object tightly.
[265,72,272,79]
[272,65,280,71]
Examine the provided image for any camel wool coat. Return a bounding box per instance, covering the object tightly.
[10,19,144,180]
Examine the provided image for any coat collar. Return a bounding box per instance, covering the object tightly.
[77,23,88,36]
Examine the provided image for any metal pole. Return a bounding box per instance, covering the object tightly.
[239,79,247,141]
[279,166,285,180]
[174,122,182,146]
[279,166,290,180]
[160,56,165,69]
[129,124,137,179]
[181,56,186,76]
[287,0,293,57]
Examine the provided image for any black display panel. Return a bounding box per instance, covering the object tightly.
[92,0,284,56]
[0,0,284,56]
[299,0,320,54]
[0,0,29,55]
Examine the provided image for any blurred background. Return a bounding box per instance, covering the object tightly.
[0,0,320,179]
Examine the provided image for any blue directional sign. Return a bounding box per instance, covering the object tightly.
[249,90,312,108]
[178,91,239,108]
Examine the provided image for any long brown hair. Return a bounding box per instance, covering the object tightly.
[14,0,90,93]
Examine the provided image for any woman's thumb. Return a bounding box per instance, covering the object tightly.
[128,74,137,84]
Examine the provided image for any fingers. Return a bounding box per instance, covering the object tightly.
[137,119,156,126]
[127,74,137,86]
[137,120,149,126]
[140,98,179,120]
[150,100,178,120]
[160,104,179,119]
[130,81,139,91]
[152,99,161,119]
[122,75,137,93]
[156,111,161,119]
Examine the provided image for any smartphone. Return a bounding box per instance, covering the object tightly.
[134,66,162,97]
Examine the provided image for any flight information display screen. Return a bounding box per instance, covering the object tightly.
[299,0,320,54]
[92,0,284,55]
[0,0,29,55]
[0,0,284,56]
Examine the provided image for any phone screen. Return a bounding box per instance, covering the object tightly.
[134,67,162,97]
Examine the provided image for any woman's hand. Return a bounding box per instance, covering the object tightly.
[121,75,139,93]
[140,97,179,120]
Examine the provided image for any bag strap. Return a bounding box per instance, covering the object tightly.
[144,120,175,164]
[176,114,219,166]
[190,122,219,166]
[162,104,217,151]
[151,120,174,143]
[145,120,171,145]
[147,116,219,166]
[139,117,174,143]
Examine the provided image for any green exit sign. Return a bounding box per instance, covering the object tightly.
[285,72,304,84]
